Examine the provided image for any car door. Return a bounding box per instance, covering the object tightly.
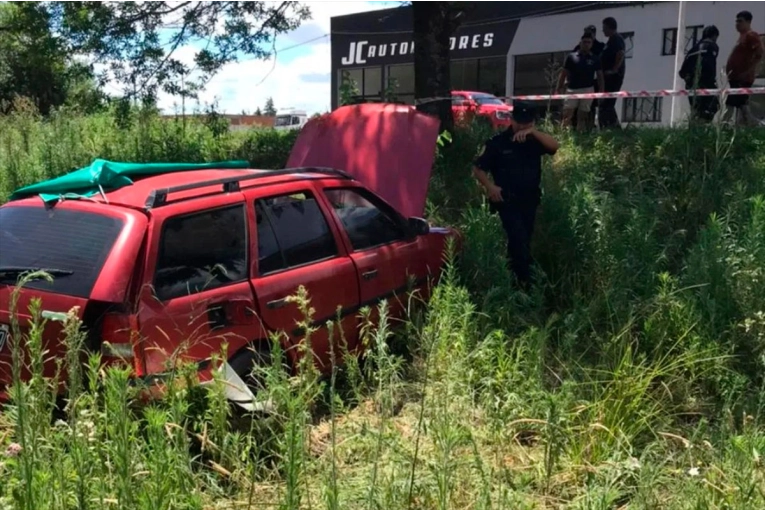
[243,182,361,372]
[136,193,264,377]
[318,185,430,325]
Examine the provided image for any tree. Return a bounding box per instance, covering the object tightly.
[1,2,311,104]
[264,97,276,116]
[0,2,105,115]
[412,2,471,132]
[254,107,263,116]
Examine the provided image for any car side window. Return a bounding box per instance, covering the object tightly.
[323,188,407,251]
[255,191,338,276]
[154,204,247,301]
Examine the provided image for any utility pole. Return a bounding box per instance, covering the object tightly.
[670,0,687,126]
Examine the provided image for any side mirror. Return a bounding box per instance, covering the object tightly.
[407,217,430,237]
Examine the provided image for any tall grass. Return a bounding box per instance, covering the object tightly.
[1,103,765,509]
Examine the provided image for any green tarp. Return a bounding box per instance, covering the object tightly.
[10,159,251,204]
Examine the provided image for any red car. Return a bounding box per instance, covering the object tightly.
[451,90,513,130]
[0,104,459,409]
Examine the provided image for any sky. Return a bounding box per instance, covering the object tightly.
[153,1,399,116]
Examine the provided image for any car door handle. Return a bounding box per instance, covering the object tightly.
[362,269,378,281]
[266,297,287,309]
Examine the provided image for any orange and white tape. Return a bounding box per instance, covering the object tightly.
[512,87,765,101]
[414,87,765,105]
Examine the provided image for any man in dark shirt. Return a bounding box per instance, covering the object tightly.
[574,25,606,56]
[472,102,559,290]
[573,25,606,129]
[723,10,764,126]
[679,25,720,122]
[598,17,626,129]
[558,32,605,131]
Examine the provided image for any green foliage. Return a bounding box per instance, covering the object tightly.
[0,2,311,109]
[338,71,360,106]
[1,111,765,509]
[0,101,299,203]
[0,2,106,116]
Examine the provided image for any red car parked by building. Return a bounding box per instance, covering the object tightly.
[451,90,513,130]
[0,104,459,409]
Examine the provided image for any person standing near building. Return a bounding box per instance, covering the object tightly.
[679,25,720,122]
[573,25,606,129]
[598,17,626,129]
[471,102,559,290]
[723,10,764,126]
[558,32,605,131]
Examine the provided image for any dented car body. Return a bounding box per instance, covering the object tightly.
[0,104,459,406]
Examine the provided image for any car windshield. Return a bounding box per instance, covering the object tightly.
[274,115,292,127]
[471,93,505,106]
[0,207,124,298]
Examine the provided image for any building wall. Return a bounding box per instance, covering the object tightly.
[329,2,765,123]
[507,1,765,125]
[329,2,629,109]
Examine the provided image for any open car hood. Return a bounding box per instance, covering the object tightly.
[286,103,441,219]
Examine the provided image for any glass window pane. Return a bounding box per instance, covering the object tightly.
[155,205,248,300]
[363,66,382,97]
[663,29,676,55]
[0,207,124,298]
[620,32,634,59]
[478,57,506,97]
[387,64,414,95]
[324,188,406,251]
[338,69,363,97]
[256,192,338,274]
[255,201,285,275]
[451,59,478,90]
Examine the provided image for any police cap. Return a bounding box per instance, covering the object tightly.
[511,100,536,124]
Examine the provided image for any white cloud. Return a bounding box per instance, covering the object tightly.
[156,1,397,116]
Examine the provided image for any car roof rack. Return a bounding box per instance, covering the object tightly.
[144,166,354,210]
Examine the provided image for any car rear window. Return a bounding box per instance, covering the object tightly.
[0,206,125,298]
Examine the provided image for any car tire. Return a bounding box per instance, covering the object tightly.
[227,341,282,396]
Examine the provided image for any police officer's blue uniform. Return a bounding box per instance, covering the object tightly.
[473,104,556,288]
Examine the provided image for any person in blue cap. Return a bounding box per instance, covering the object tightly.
[472,101,559,290]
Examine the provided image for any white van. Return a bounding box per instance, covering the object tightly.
[274,109,308,131]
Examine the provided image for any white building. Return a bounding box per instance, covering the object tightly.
[331,1,765,126]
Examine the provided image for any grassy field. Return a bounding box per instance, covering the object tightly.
[1,102,765,509]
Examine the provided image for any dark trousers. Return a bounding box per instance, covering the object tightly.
[495,201,538,288]
[725,79,752,108]
[599,74,624,129]
[686,80,719,121]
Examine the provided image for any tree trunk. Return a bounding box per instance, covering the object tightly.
[413,1,453,133]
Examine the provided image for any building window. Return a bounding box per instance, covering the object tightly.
[758,34,765,79]
[620,32,635,59]
[662,25,704,56]
[451,59,479,90]
[513,51,568,97]
[338,67,383,104]
[623,97,663,123]
[386,63,415,104]
[478,57,507,97]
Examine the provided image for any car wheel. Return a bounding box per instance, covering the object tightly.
[227,341,283,396]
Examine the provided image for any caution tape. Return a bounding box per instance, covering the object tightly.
[413,87,765,105]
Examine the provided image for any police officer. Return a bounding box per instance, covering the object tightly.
[472,101,559,290]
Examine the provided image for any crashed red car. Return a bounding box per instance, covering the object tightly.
[0,103,459,408]
[451,90,513,130]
